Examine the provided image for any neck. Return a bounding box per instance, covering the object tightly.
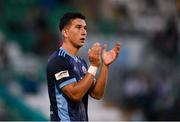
[61,41,79,56]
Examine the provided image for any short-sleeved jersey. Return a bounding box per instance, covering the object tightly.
[46,47,89,121]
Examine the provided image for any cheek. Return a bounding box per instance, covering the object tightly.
[69,34,76,41]
[69,30,79,38]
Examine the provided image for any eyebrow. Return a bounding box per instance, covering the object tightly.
[75,24,81,27]
[75,24,85,26]
[75,24,87,28]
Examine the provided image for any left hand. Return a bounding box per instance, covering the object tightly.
[102,42,121,66]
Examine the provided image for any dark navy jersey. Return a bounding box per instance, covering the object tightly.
[46,47,89,121]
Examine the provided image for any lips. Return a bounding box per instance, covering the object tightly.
[80,38,85,40]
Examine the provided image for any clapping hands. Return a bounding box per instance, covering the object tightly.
[88,42,121,67]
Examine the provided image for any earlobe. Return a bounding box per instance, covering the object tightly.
[62,30,67,37]
[63,30,67,37]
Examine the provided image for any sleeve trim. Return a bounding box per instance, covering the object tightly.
[59,78,77,89]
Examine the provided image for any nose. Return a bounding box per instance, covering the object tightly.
[81,28,87,36]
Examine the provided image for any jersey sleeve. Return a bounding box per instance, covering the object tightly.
[47,56,77,89]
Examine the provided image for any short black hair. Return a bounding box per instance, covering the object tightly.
[59,12,85,31]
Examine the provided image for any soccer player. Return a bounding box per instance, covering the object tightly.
[46,12,121,121]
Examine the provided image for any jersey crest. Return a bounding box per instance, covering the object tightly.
[82,65,87,74]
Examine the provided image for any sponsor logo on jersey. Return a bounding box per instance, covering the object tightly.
[55,70,69,80]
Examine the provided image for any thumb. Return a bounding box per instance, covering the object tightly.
[102,44,107,54]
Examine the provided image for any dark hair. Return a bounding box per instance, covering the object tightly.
[59,12,85,31]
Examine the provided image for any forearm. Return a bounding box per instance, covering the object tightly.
[89,64,109,99]
[62,73,94,101]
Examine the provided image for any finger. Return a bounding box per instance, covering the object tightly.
[115,42,121,47]
[88,49,91,54]
[102,44,107,54]
[94,42,100,46]
[93,42,101,49]
[110,43,120,59]
[95,45,101,55]
[92,42,101,55]
[88,48,94,57]
[92,42,100,50]
[91,42,100,49]
[114,42,121,53]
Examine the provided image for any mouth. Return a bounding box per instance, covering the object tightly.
[80,38,86,41]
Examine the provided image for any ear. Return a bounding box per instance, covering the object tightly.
[62,29,68,38]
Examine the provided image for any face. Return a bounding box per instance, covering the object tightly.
[63,18,87,48]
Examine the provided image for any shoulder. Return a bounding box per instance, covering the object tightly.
[47,54,71,72]
[47,48,71,65]
[48,55,69,66]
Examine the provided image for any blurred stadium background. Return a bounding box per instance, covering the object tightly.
[0,0,180,121]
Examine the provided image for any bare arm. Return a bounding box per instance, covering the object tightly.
[62,73,95,101]
[61,43,101,101]
[89,64,109,99]
[89,43,121,99]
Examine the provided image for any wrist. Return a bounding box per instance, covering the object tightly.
[88,65,98,76]
[102,63,110,68]
[102,64,109,71]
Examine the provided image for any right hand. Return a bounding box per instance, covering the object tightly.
[88,42,101,67]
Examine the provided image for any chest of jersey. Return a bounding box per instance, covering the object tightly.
[69,58,87,81]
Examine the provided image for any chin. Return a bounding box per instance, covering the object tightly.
[80,40,86,46]
[78,44,84,48]
[75,40,85,48]
[75,44,84,49]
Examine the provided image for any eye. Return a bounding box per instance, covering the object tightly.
[84,26,87,30]
[75,25,81,29]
